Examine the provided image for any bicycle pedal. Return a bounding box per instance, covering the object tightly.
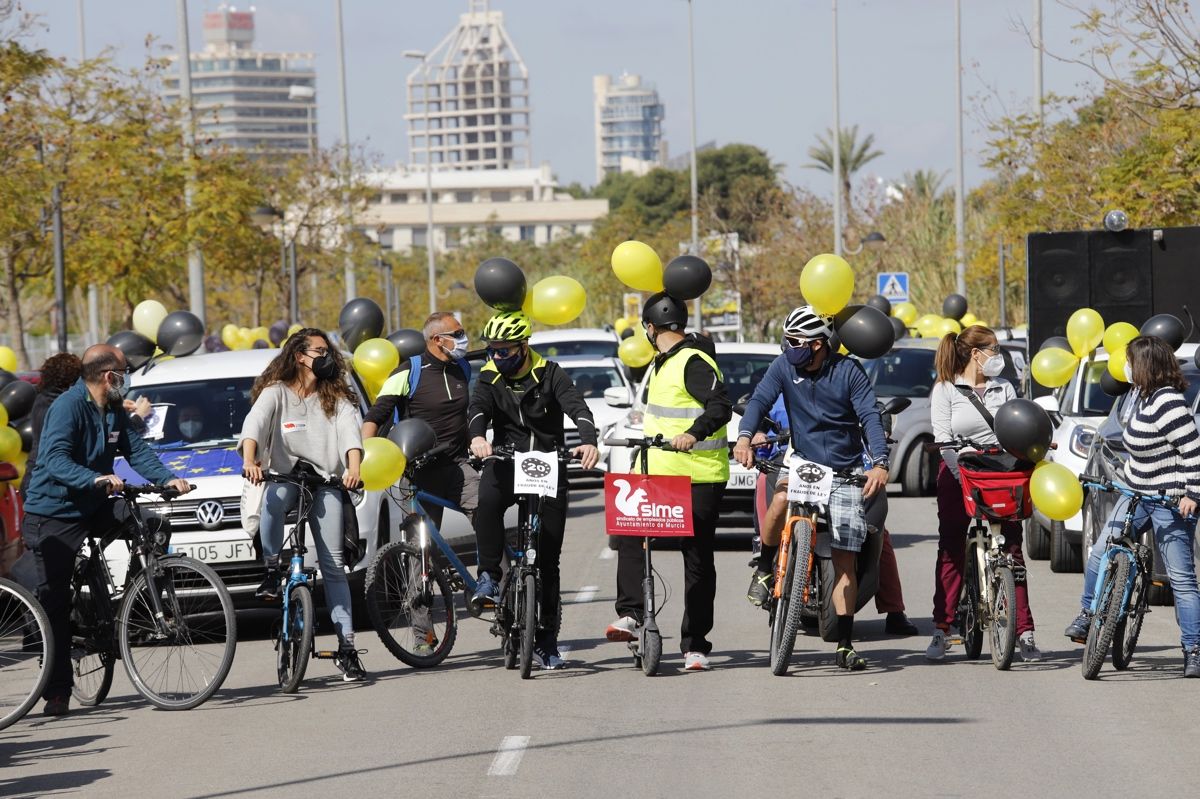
[948,636,965,646]
[314,650,338,659]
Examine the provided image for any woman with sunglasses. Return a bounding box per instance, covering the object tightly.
[241,329,367,681]
[927,325,1040,662]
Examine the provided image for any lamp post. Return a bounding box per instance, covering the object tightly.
[404,49,437,315]
[953,0,966,297]
[832,0,843,258]
[842,230,886,257]
[251,205,298,324]
[176,0,205,326]
[685,0,702,331]
[78,0,100,345]
[288,84,316,158]
[334,0,356,301]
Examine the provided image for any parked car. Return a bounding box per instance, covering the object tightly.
[555,356,634,484]
[530,328,619,359]
[0,461,21,579]
[111,349,403,606]
[604,342,779,529]
[1081,359,1200,604]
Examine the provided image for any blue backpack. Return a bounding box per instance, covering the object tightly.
[392,355,471,424]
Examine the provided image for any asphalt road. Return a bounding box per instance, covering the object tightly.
[3,489,1197,798]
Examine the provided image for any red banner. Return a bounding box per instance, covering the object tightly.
[605,473,694,537]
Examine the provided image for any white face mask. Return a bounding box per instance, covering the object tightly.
[1123,362,1134,384]
[179,420,203,439]
[981,352,1005,377]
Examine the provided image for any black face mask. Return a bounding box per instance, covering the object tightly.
[646,324,660,349]
[309,353,338,381]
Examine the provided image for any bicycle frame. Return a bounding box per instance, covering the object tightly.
[1084,487,1155,618]
[279,502,316,647]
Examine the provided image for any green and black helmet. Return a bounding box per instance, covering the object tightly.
[481,311,532,343]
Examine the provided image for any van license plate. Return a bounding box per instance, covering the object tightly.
[729,472,757,490]
[168,541,256,563]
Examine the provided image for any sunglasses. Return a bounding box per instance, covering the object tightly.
[783,336,811,349]
[304,347,329,357]
[487,343,523,358]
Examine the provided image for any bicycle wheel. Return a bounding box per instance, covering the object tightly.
[500,571,518,670]
[961,544,984,660]
[364,542,456,668]
[641,627,662,676]
[1113,568,1148,671]
[518,573,536,679]
[276,584,314,693]
[1083,555,1129,680]
[0,579,53,731]
[771,520,814,676]
[69,578,114,707]
[118,556,237,710]
[989,565,1018,671]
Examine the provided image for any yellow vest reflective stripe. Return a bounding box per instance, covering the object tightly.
[643,349,730,483]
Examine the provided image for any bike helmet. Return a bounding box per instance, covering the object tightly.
[481,311,532,343]
[642,291,688,331]
[783,305,833,340]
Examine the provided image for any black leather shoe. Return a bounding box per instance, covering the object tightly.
[1064,611,1090,643]
[884,612,919,636]
[255,569,281,601]
[43,696,70,717]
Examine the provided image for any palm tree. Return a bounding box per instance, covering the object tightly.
[806,125,884,209]
[899,168,947,201]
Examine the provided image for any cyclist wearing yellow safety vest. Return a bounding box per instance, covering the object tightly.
[605,292,733,672]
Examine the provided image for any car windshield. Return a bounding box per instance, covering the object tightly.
[714,352,778,406]
[1078,361,1117,416]
[536,340,617,358]
[128,377,255,449]
[561,364,624,399]
[862,348,936,399]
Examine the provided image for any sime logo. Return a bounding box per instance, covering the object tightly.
[520,457,552,479]
[612,478,684,519]
[796,463,826,484]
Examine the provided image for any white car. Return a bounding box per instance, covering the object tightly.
[555,356,634,483]
[530,328,619,359]
[111,349,402,604]
[604,342,779,529]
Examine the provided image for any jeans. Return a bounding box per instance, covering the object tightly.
[259,482,354,645]
[1081,495,1200,649]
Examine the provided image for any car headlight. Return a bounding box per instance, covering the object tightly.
[627,410,643,429]
[1069,426,1096,458]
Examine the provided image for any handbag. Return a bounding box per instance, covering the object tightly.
[239,388,281,535]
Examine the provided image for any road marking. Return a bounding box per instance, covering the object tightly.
[599,547,616,560]
[487,736,530,776]
[571,585,598,603]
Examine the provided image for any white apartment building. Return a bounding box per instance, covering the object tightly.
[594,73,665,182]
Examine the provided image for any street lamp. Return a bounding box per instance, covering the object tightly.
[404,48,437,316]
[437,280,468,300]
[288,84,316,158]
[251,205,299,324]
[843,230,886,256]
[685,0,702,332]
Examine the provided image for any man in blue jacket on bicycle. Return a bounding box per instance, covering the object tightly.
[14,344,190,716]
[733,306,889,671]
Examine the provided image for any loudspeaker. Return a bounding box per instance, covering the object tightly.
[1152,226,1200,321]
[1090,229,1153,333]
[1027,231,1089,343]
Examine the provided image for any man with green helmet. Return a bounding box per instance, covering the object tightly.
[605,292,733,672]
[468,310,599,669]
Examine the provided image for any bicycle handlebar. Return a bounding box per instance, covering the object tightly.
[1078,474,1178,507]
[470,444,583,465]
[122,483,197,500]
[262,470,344,489]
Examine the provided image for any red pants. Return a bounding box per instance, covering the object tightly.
[875,529,905,614]
[933,464,1035,635]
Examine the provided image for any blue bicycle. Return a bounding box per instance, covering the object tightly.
[1077,474,1171,679]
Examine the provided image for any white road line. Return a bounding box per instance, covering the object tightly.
[599,547,616,560]
[487,736,530,776]
[571,585,599,603]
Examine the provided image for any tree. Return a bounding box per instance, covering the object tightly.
[806,124,884,211]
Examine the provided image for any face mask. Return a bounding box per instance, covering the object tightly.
[106,371,126,404]
[981,353,1005,377]
[439,332,469,360]
[309,353,338,381]
[1124,362,1134,384]
[645,324,659,349]
[492,346,525,376]
[179,420,203,439]
[785,344,815,369]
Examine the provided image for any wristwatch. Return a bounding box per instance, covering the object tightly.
[872,459,890,471]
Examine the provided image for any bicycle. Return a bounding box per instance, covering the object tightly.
[1076,474,1171,680]
[69,483,237,710]
[262,468,356,693]
[0,577,53,731]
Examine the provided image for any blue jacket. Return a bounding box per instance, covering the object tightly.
[738,352,889,471]
[22,379,176,519]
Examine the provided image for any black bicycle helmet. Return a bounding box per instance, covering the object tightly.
[642,291,688,331]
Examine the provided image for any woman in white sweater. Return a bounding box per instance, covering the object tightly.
[1064,336,1200,678]
[241,328,366,681]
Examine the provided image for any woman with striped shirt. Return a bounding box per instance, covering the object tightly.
[1064,336,1200,677]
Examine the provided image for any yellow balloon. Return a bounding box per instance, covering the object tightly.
[960,312,978,327]
[611,241,665,292]
[0,426,20,462]
[618,332,655,368]
[0,403,7,428]
[362,372,385,404]
[1102,321,1139,354]
[234,328,255,350]
[892,302,918,327]
[220,323,240,350]
[614,317,631,335]
[251,326,271,346]
[1107,346,1129,382]
[915,314,941,338]
[0,345,17,373]
[353,338,400,384]
[361,437,407,491]
[1030,461,1084,521]
[1031,347,1080,388]
[133,300,169,342]
[528,275,586,326]
[974,319,989,328]
[838,342,850,355]
[1067,308,1105,358]
[799,253,854,315]
[939,318,962,336]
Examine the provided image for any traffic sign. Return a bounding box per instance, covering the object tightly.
[877,272,909,302]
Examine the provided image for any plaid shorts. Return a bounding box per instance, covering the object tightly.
[774,462,868,553]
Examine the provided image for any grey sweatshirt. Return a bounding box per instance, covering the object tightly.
[240,383,363,478]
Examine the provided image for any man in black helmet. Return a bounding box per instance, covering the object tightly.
[605,292,733,671]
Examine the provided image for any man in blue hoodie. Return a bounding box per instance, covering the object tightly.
[15,344,190,716]
[733,306,889,671]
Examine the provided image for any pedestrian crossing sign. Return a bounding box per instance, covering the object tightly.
[877,272,909,302]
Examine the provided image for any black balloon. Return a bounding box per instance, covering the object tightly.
[339,298,386,352]
[889,315,907,342]
[387,328,426,359]
[942,293,968,321]
[1101,370,1132,397]
[156,311,204,357]
[269,320,289,346]
[1041,335,1072,354]
[866,294,892,316]
[0,369,14,391]
[662,255,712,301]
[107,330,155,370]
[252,339,270,350]
[474,257,527,311]
[620,327,634,340]
[994,398,1054,462]
[1140,313,1185,350]
[0,380,35,420]
[387,417,438,461]
[14,415,33,452]
[834,305,896,359]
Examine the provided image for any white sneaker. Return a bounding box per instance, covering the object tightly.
[683,652,711,671]
[925,629,950,661]
[1019,631,1042,662]
[605,616,639,642]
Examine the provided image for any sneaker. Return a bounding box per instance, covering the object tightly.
[472,572,500,608]
[254,569,281,601]
[1184,645,1200,678]
[925,629,951,661]
[43,695,70,717]
[1019,631,1043,662]
[1064,611,1090,643]
[835,647,868,671]
[335,646,367,682]
[413,642,435,656]
[605,615,639,642]
[746,569,773,607]
[885,612,920,636]
[533,645,566,670]
[683,652,711,671]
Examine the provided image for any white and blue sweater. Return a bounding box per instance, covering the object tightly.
[1122,387,1200,501]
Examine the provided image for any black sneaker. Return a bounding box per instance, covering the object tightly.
[43,695,70,717]
[335,646,367,682]
[884,612,919,636]
[255,569,282,601]
[835,647,868,671]
[1184,646,1200,678]
[746,569,773,607]
[1064,611,1090,643]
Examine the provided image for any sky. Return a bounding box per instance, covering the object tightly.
[25,0,1101,194]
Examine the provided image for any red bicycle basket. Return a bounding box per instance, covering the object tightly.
[958,465,1034,522]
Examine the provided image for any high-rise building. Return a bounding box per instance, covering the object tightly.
[405,0,531,171]
[594,73,665,182]
[163,5,317,162]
